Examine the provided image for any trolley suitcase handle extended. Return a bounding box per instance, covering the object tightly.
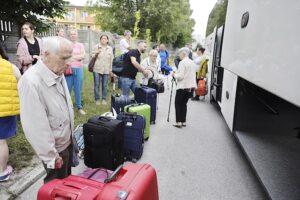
[104,164,123,183]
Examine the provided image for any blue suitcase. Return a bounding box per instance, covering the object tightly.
[111,94,133,114]
[117,112,145,161]
[134,86,157,124]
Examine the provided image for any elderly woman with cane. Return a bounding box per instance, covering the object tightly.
[172,47,197,128]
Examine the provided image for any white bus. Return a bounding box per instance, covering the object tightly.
[207,1,300,199]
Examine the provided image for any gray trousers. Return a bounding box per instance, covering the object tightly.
[42,145,72,184]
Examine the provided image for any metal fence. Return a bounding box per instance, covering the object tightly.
[0,20,116,66]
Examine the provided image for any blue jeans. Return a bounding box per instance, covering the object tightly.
[65,67,83,109]
[93,72,108,101]
[120,77,138,97]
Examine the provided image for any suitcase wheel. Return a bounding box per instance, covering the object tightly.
[151,121,156,125]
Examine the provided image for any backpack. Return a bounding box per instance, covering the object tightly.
[112,53,127,77]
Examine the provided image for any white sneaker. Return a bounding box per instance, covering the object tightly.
[78,109,86,115]
[102,100,107,105]
[95,100,101,105]
[0,165,13,182]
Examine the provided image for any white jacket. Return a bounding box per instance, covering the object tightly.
[174,57,197,89]
[18,60,74,169]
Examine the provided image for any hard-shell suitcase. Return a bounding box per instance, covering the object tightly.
[134,86,157,124]
[37,164,159,200]
[83,116,124,170]
[96,163,159,200]
[196,79,207,97]
[124,103,151,140]
[111,94,133,114]
[117,112,145,161]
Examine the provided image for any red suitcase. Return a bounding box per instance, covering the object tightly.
[37,163,159,200]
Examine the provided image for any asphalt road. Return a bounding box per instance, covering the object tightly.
[16,85,268,200]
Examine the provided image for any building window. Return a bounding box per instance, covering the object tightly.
[80,11,89,19]
[65,11,75,21]
[80,25,88,30]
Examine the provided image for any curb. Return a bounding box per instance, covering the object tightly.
[7,164,45,197]
[0,190,11,200]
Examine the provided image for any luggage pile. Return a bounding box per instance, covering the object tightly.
[38,163,159,200]
[38,85,160,199]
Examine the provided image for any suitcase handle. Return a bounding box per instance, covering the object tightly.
[123,112,137,117]
[104,164,123,183]
[126,103,145,112]
[98,116,111,121]
[52,189,78,200]
[121,112,137,121]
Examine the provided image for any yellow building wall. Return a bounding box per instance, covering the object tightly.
[54,6,101,31]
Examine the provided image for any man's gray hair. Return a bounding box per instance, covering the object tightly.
[177,47,190,56]
[42,36,72,54]
[124,30,132,36]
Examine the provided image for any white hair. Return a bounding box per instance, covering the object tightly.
[178,47,190,56]
[124,30,132,36]
[149,49,158,56]
[42,36,72,54]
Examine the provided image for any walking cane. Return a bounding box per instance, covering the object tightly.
[167,77,176,122]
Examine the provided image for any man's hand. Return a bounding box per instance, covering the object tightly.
[55,157,63,169]
[142,69,150,77]
[109,71,115,77]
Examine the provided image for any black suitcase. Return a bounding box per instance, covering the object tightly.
[135,86,157,124]
[83,116,124,170]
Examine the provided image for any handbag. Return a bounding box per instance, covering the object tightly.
[148,78,165,93]
[64,66,73,76]
[196,79,207,96]
[88,51,100,72]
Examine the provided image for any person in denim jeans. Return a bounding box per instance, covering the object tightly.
[65,30,86,115]
[91,35,113,105]
[120,41,149,96]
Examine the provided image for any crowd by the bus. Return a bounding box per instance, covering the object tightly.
[0,22,209,182]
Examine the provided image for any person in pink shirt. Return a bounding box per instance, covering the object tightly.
[65,29,86,115]
[16,22,42,73]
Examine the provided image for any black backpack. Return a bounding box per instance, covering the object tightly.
[112,53,127,77]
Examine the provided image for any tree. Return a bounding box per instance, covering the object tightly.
[0,0,67,32]
[206,0,228,36]
[87,0,195,47]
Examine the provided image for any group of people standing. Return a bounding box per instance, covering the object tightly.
[0,22,208,183]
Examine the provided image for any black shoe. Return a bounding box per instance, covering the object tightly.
[191,97,200,101]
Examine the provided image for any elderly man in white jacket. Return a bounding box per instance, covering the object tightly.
[172,47,197,128]
[18,36,75,183]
